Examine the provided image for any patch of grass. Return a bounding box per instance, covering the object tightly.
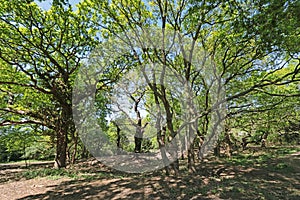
[225,154,256,166]
[225,146,300,167]
[266,162,296,173]
[275,162,288,169]
[273,147,299,156]
[79,172,113,181]
[22,168,79,179]
[21,167,124,181]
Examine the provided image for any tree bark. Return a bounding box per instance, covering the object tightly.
[130,92,146,153]
[54,104,74,168]
[224,128,233,157]
[158,126,170,175]
[134,120,143,153]
[54,129,67,168]
[116,123,121,149]
[71,135,78,164]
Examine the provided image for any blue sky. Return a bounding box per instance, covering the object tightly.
[35,0,81,10]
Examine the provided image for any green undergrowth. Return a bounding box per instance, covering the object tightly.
[18,146,300,182]
[225,146,300,167]
[4,145,299,199]
[21,167,127,181]
[22,168,79,180]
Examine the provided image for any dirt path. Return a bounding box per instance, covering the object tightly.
[0,178,70,200]
[0,150,299,200]
[0,161,54,170]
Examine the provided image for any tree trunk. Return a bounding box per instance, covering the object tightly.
[71,135,78,164]
[54,129,67,168]
[134,136,143,153]
[81,145,89,159]
[214,143,220,157]
[116,124,121,149]
[158,126,170,175]
[130,92,146,153]
[261,131,268,148]
[187,125,197,172]
[187,147,195,172]
[134,123,143,153]
[224,129,233,157]
[161,92,179,175]
[53,105,74,168]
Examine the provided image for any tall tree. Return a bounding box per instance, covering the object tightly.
[0,0,97,167]
[85,0,299,173]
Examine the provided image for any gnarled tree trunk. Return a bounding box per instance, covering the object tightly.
[54,128,67,168]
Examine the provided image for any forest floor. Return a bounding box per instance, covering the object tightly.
[0,146,299,200]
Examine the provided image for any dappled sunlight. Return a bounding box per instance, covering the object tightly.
[0,0,299,199]
[0,149,297,199]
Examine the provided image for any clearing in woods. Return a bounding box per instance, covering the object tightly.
[0,146,299,200]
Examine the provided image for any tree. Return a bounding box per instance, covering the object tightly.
[0,0,97,167]
[0,0,299,174]
[84,0,299,174]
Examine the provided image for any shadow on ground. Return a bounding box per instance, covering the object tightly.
[16,151,300,200]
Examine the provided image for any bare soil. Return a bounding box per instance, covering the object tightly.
[0,148,299,200]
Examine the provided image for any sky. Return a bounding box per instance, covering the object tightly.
[35,0,81,10]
